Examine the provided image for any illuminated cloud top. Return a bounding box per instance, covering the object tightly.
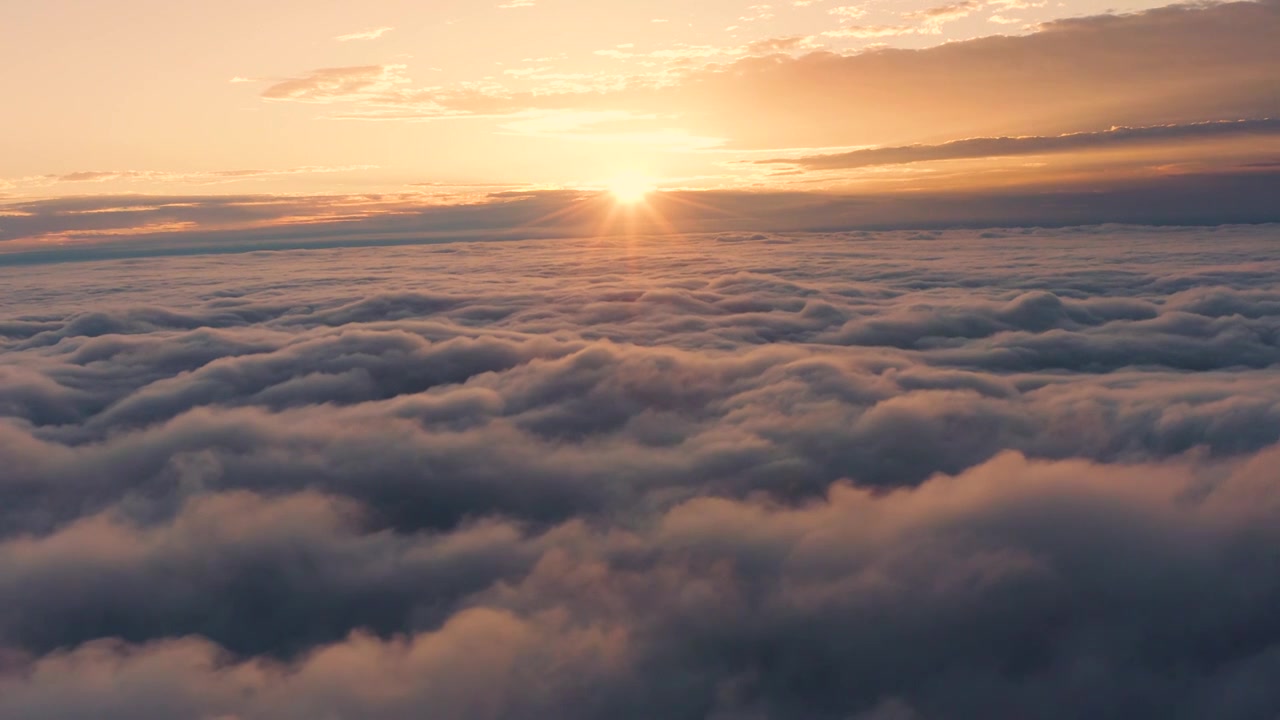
[4,226,1280,717]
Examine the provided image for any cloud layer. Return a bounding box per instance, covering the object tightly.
[3,225,1280,717]
[255,0,1280,149]
[761,118,1280,170]
[3,168,1279,260]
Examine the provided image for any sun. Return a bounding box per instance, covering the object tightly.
[607,174,656,205]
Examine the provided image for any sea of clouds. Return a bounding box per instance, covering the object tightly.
[2,225,1280,718]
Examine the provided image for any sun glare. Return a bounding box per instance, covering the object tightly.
[607,175,656,205]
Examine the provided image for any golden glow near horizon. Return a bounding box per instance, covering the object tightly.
[607,175,657,205]
[0,0,1202,202]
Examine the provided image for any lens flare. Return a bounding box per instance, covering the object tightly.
[607,175,655,205]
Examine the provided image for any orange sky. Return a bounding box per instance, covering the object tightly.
[1,0,1277,251]
[6,1,1272,191]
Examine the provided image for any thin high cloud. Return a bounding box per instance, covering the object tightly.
[759,118,1280,170]
[334,26,393,42]
[4,226,1280,717]
[823,0,986,37]
[256,0,1280,150]
[20,166,379,188]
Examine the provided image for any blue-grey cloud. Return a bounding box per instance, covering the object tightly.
[2,170,1278,263]
[760,118,1280,170]
[3,225,1280,718]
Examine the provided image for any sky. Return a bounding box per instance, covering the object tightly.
[4,0,1187,190]
[2,0,1278,257]
[3,4,1280,718]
